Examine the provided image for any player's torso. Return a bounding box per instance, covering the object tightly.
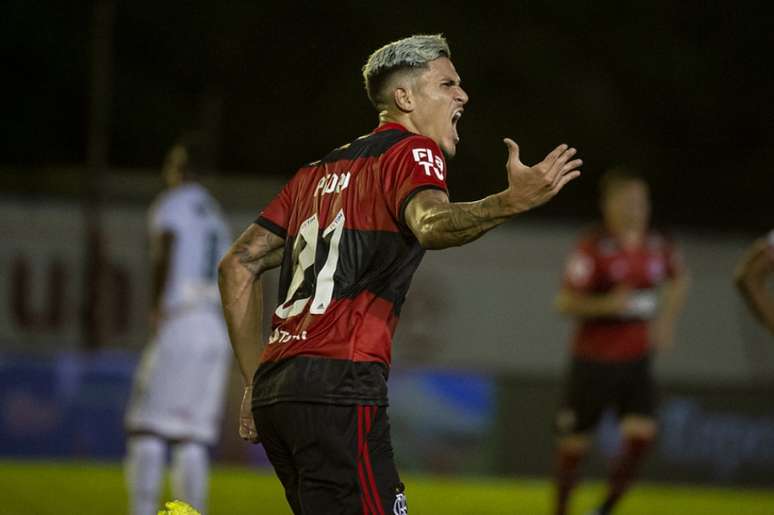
[575,230,675,361]
[156,185,230,313]
[590,233,672,292]
[265,131,424,365]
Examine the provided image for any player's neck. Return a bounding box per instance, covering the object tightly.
[167,178,195,190]
[609,225,645,250]
[378,112,418,135]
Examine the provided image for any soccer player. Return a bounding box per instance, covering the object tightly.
[218,34,582,514]
[734,230,774,336]
[551,169,688,515]
[124,141,232,515]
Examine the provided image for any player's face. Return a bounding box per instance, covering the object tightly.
[410,57,469,158]
[604,180,651,232]
[162,145,188,188]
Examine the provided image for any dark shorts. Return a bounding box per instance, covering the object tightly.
[555,355,656,436]
[253,402,407,515]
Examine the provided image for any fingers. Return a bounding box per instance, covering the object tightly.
[551,169,581,194]
[546,146,578,184]
[239,385,259,443]
[562,158,583,174]
[543,143,569,169]
[502,138,520,163]
[239,416,259,443]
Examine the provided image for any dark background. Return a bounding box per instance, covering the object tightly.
[2,1,772,231]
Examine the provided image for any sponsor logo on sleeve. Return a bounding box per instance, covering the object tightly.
[411,148,444,180]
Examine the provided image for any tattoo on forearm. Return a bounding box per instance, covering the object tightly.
[421,196,510,248]
[235,241,284,276]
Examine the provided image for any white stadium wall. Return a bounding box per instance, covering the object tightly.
[1,197,771,384]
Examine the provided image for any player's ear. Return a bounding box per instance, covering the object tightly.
[393,86,414,113]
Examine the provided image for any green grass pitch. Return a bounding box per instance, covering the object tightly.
[2,460,773,515]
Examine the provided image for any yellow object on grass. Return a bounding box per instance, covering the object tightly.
[157,500,201,515]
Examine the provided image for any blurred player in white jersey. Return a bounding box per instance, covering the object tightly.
[735,229,774,336]
[125,140,232,515]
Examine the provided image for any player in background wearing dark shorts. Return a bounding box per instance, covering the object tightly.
[734,229,774,337]
[218,34,582,515]
[552,169,688,515]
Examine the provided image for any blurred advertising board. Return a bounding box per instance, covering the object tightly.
[0,352,495,476]
[497,375,774,486]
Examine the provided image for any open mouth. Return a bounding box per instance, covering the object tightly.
[451,110,463,142]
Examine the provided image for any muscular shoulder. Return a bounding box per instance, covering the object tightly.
[384,133,443,160]
[383,134,447,184]
[304,127,416,168]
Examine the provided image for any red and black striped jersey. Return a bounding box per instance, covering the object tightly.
[253,123,447,406]
[562,226,683,361]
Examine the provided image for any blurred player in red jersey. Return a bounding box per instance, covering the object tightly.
[218,34,582,514]
[552,168,688,515]
[734,230,774,336]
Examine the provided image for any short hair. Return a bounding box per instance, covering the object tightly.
[599,166,647,200]
[362,34,450,110]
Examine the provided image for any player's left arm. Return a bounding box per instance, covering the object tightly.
[734,238,774,335]
[218,223,284,443]
[218,223,284,385]
[404,140,581,250]
[652,270,690,351]
[404,188,513,249]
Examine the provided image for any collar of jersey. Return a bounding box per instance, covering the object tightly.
[373,122,410,134]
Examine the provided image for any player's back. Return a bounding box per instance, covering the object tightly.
[254,122,448,405]
[149,182,231,314]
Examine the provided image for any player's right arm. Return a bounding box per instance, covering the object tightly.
[405,140,581,249]
[734,237,774,336]
[218,223,284,443]
[553,243,631,318]
[218,223,284,385]
[554,285,632,318]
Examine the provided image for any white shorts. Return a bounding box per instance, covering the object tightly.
[125,309,231,445]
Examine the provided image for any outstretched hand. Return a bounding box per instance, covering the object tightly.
[239,385,260,444]
[502,139,582,213]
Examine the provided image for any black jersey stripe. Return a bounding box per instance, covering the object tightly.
[398,184,447,228]
[255,216,288,239]
[252,356,389,406]
[303,129,414,167]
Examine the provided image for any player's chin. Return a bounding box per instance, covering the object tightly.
[440,140,458,160]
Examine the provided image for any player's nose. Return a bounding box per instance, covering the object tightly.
[456,86,469,105]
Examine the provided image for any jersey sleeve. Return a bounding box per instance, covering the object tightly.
[381,136,449,225]
[562,238,598,292]
[255,176,295,239]
[148,195,181,235]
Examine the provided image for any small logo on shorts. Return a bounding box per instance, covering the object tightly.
[393,492,408,515]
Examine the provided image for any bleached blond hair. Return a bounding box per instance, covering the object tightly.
[362,34,450,110]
